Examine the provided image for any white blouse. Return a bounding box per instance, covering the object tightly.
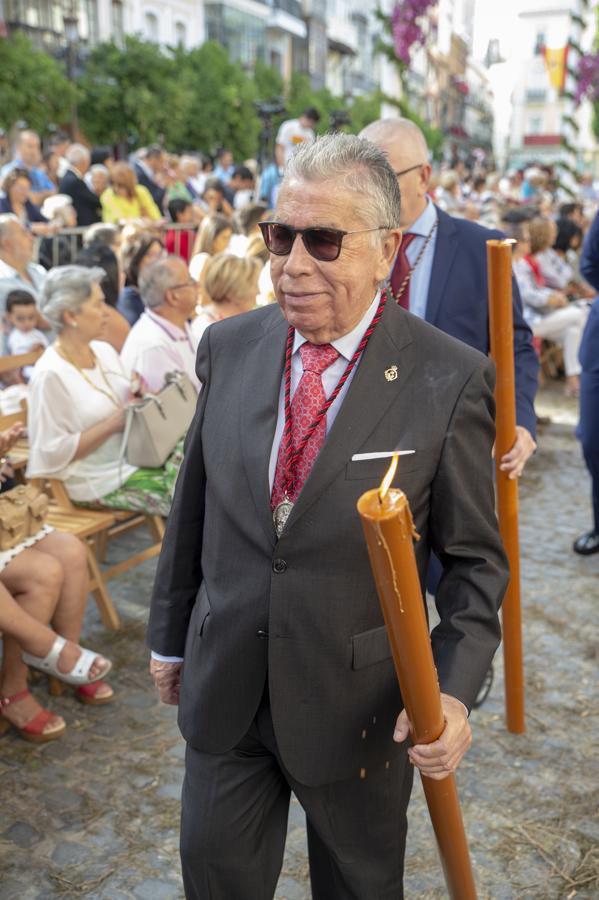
[27,340,137,502]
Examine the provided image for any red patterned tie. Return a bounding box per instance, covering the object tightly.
[271,342,340,506]
[391,232,417,309]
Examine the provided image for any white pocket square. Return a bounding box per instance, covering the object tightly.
[351,450,415,462]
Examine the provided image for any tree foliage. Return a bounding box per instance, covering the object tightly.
[174,42,261,158]
[1,33,383,158]
[0,33,75,132]
[76,37,184,147]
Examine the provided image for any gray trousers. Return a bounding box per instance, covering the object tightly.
[180,688,413,900]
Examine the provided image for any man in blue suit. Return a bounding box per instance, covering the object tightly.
[576,218,599,554]
[361,118,539,478]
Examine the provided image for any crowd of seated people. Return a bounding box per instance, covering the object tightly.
[506,217,589,397]
[0,134,265,742]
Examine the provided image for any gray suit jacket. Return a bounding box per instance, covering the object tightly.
[148,300,509,786]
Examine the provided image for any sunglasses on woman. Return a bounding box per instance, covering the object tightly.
[259,222,392,262]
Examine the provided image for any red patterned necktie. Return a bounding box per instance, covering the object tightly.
[271,342,340,507]
[391,232,417,309]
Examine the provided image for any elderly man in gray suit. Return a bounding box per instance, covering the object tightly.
[149,134,508,899]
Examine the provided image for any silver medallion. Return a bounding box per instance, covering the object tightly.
[273,498,294,538]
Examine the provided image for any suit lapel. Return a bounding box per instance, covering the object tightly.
[240,311,288,545]
[285,302,415,532]
[426,207,458,327]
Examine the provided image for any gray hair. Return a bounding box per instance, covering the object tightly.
[40,265,105,331]
[282,133,401,229]
[139,257,183,310]
[0,213,20,244]
[83,222,119,247]
[179,155,199,175]
[66,143,91,168]
[89,163,109,179]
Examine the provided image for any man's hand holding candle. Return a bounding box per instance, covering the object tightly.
[393,694,472,780]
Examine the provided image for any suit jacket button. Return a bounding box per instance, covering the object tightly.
[257,629,269,639]
[272,558,287,574]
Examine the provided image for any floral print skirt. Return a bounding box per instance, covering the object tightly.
[77,438,185,518]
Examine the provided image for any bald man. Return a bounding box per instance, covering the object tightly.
[360,118,539,479]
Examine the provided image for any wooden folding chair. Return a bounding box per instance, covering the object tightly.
[44,479,164,598]
[0,395,164,629]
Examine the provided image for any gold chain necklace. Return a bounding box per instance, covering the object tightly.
[56,341,123,409]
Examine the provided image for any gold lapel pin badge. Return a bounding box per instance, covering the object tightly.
[384,365,398,382]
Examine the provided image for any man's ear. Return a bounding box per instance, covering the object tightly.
[384,229,402,265]
[418,164,433,197]
[374,229,401,284]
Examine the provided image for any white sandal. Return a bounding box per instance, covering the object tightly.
[22,636,112,686]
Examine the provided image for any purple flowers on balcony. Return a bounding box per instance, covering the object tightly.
[391,0,435,66]
[575,52,599,105]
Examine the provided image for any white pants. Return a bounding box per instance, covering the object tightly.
[532,304,589,376]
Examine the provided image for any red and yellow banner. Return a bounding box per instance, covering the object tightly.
[542,46,569,92]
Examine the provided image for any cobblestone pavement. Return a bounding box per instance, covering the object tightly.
[1,384,598,899]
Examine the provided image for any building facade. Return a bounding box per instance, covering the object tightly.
[204,0,307,76]
[378,0,494,163]
[0,0,204,51]
[484,0,596,177]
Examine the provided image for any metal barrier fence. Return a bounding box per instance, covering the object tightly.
[37,223,199,269]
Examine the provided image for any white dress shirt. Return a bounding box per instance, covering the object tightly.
[389,197,438,321]
[120,309,200,395]
[267,293,380,489]
[0,259,47,312]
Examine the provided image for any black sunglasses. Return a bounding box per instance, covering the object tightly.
[259,222,393,262]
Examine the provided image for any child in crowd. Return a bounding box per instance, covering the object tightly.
[5,290,49,380]
[165,198,195,263]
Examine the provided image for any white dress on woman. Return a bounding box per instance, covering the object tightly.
[27,341,137,502]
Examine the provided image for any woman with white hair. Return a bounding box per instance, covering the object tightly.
[27,266,180,517]
[86,164,109,197]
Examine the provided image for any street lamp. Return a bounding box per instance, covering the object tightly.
[63,6,79,138]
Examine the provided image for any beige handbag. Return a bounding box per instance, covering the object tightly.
[0,484,49,551]
[121,371,197,469]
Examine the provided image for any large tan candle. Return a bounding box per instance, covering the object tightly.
[357,456,477,899]
[487,239,525,734]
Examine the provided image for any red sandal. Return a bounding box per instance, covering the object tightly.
[76,680,114,706]
[0,690,66,743]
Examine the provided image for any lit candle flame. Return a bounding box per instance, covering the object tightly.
[378,452,399,503]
